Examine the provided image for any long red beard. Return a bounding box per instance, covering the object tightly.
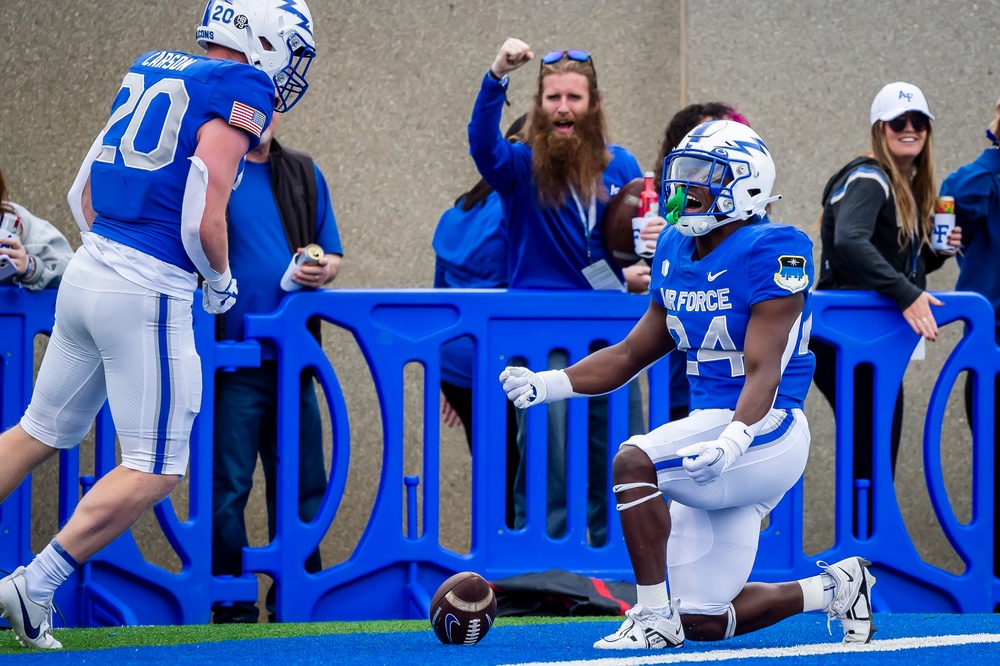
[530,109,611,208]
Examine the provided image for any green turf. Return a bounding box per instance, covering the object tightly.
[0,616,607,654]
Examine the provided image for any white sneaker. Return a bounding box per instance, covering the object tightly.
[593,602,685,650]
[820,556,876,644]
[0,567,62,649]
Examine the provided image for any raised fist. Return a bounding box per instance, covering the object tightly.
[491,38,533,78]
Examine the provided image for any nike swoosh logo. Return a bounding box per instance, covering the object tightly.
[707,270,727,282]
[837,566,855,583]
[445,614,461,643]
[14,586,41,639]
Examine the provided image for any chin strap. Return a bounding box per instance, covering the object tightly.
[749,194,783,218]
[987,129,1000,147]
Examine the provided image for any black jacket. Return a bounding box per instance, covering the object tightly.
[818,156,946,310]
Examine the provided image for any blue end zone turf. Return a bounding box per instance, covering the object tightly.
[8,614,1000,665]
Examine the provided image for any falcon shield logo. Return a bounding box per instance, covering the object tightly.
[774,255,808,293]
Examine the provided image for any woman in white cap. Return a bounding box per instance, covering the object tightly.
[810,81,960,538]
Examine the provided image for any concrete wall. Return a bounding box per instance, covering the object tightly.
[3,0,996,610]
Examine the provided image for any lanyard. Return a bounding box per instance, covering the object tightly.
[569,186,597,262]
[902,189,919,280]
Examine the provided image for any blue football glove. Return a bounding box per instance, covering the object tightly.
[203,269,238,314]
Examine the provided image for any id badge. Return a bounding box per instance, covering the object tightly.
[582,259,626,292]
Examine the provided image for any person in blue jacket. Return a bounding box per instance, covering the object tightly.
[469,38,645,545]
[940,97,1000,594]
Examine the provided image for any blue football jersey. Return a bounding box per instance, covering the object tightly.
[649,218,815,410]
[89,50,274,272]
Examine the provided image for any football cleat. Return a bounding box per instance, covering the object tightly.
[820,556,876,644]
[0,567,62,649]
[593,601,685,650]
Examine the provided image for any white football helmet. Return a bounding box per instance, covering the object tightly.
[197,0,316,112]
[661,120,781,237]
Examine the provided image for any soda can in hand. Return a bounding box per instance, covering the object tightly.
[280,243,324,292]
[930,196,955,252]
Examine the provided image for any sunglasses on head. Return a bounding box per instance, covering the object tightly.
[886,112,930,133]
[541,49,592,65]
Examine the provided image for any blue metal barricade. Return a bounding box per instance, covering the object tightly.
[0,286,996,625]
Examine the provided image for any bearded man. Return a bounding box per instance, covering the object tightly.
[468,37,644,544]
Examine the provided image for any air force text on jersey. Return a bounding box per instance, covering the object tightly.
[659,287,732,312]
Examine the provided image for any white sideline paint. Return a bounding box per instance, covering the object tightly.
[503,633,1000,666]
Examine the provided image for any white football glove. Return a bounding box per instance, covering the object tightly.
[498,367,577,409]
[676,421,754,485]
[203,269,238,314]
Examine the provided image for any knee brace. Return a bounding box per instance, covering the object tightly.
[612,482,663,511]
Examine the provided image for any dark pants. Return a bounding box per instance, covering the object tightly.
[440,379,520,527]
[211,363,327,623]
[810,338,903,538]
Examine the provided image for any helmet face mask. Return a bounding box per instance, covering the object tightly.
[198,0,316,112]
[661,120,779,237]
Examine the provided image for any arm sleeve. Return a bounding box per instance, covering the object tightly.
[180,155,226,280]
[831,176,923,308]
[16,206,74,291]
[66,129,106,232]
[468,73,518,196]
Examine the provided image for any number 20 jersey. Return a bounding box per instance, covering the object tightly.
[649,218,815,411]
[89,50,274,273]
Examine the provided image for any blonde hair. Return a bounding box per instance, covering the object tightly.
[869,121,936,248]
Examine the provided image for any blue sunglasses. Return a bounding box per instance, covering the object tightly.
[540,50,597,82]
[541,49,592,65]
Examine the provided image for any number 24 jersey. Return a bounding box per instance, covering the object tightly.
[649,218,815,411]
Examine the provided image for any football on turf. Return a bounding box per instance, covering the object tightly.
[603,177,644,268]
[429,571,497,645]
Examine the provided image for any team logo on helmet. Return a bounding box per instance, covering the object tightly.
[773,255,808,293]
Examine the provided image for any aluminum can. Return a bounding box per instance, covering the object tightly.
[931,196,956,252]
[280,243,325,291]
[935,196,955,215]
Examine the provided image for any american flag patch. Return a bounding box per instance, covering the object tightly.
[228,101,267,137]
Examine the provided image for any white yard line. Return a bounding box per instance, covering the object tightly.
[503,633,1000,666]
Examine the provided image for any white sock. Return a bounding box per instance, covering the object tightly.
[24,540,80,604]
[798,573,835,612]
[636,582,671,610]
